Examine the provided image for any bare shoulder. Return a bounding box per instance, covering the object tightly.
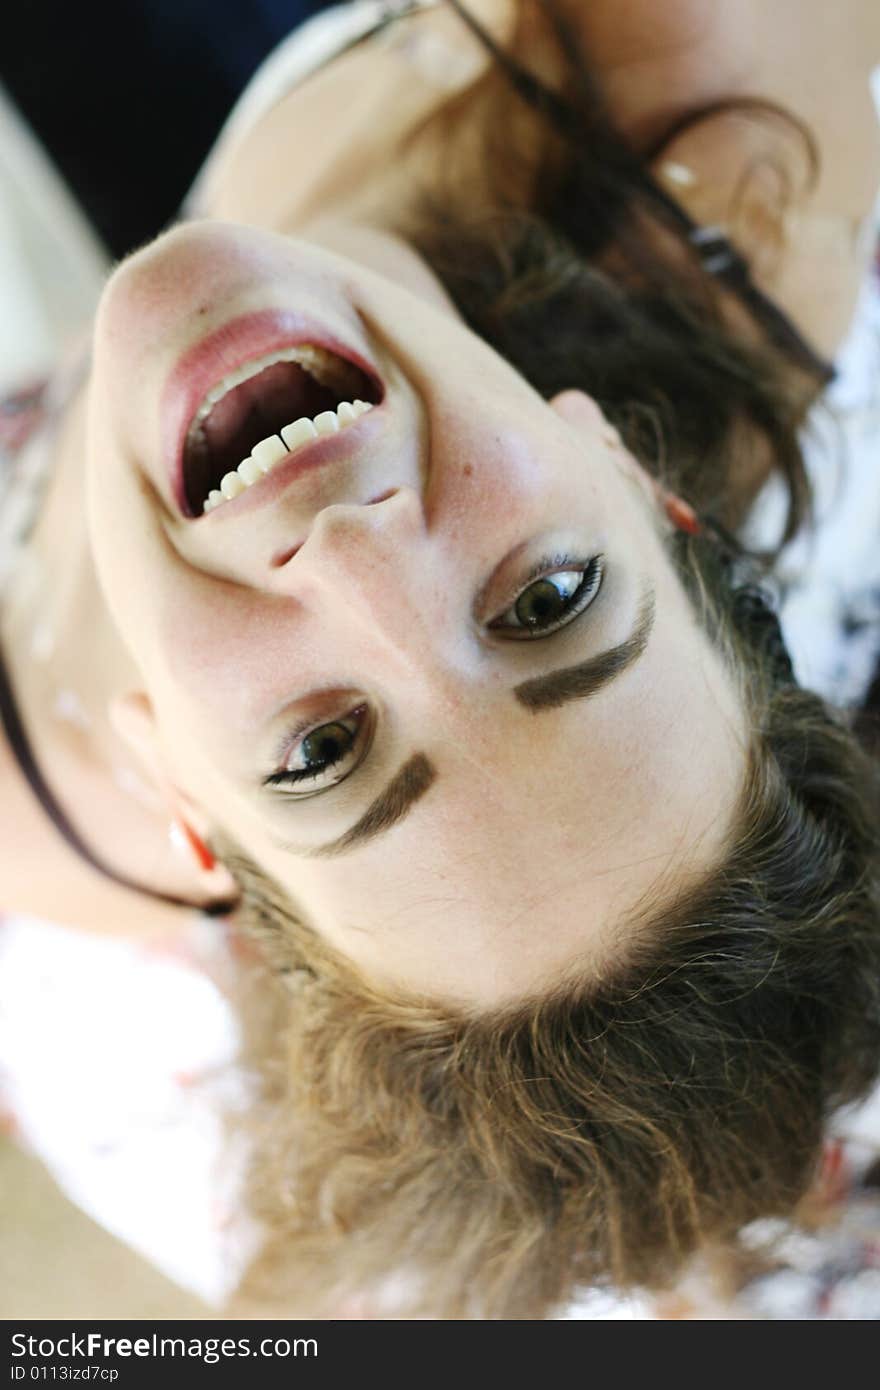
[557,0,879,147]
[207,0,879,355]
[554,0,879,356]
[202,0,512,230]
[565,1,880,218]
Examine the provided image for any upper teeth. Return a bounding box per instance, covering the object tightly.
[201,397,373,513]
[186,343,373,516]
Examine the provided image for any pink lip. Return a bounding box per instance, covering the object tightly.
[161,308,383,517]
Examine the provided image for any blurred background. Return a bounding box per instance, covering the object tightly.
[2,0,333,259]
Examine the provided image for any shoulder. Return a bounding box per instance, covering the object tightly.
[548,2,880,356]
[194,1,511,228]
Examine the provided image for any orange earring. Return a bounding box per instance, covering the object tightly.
[663,494,701,536]
[169,817,217,872]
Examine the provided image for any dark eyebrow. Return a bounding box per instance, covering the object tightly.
[279,587,654,857]
[302,752,437,859]
[512,587,656,712]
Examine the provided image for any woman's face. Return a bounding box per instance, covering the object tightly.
[85,219,745,1007]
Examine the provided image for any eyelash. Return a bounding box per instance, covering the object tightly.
[264,553,605,793]
[488,553,605,639]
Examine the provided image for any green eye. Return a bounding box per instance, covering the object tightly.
[264,705,371,796]
[300,721,354,769]
[490,556,604,639]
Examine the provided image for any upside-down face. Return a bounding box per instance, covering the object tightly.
[83,217,745,1007]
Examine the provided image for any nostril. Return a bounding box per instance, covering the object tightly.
[270,541,303,568]
[271,488,418,569]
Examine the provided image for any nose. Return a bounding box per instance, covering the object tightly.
[302,483,425,558]
[281,486,438,663]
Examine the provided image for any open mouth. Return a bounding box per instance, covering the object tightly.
[182,344,382,517]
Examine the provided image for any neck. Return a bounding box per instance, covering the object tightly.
[0,377,206,924]
[2,381,139,780]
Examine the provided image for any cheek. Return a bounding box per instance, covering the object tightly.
[156,586,306,731]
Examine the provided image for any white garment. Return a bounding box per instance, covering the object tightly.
[744,215,880,706]
[0,915,255,1306]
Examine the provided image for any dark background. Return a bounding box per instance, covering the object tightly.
[1,1,334,259]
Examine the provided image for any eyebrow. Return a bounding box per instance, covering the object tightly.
[512,586,656,711]
[302,751,437,859]
[278,586,655,857]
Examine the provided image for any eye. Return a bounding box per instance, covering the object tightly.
[263,703,371,796]
[489,555,605,639]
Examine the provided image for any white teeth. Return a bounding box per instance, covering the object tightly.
[280,417,318,451]
[200,399,374,515]
[237,456,264,485]
[250,436,288,472]
[313,410,340,436]
[220,471,246,500]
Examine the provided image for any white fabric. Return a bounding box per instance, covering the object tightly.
[741,67,880,707]
[744,212,880,705]
[0,915,256,1306]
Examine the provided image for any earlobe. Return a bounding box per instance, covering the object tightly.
[630,473,702,534]
[168,814,217,873]
[660,490,701,535]
[108,690,162,769]
[108,690,240,909]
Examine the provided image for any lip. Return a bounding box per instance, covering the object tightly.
[161,308,384,517]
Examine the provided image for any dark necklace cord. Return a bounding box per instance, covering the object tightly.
[0,630,232,915]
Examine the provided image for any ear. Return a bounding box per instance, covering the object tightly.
[108,689,163,776]
[108,690,240,911]
[548,389,660,508]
